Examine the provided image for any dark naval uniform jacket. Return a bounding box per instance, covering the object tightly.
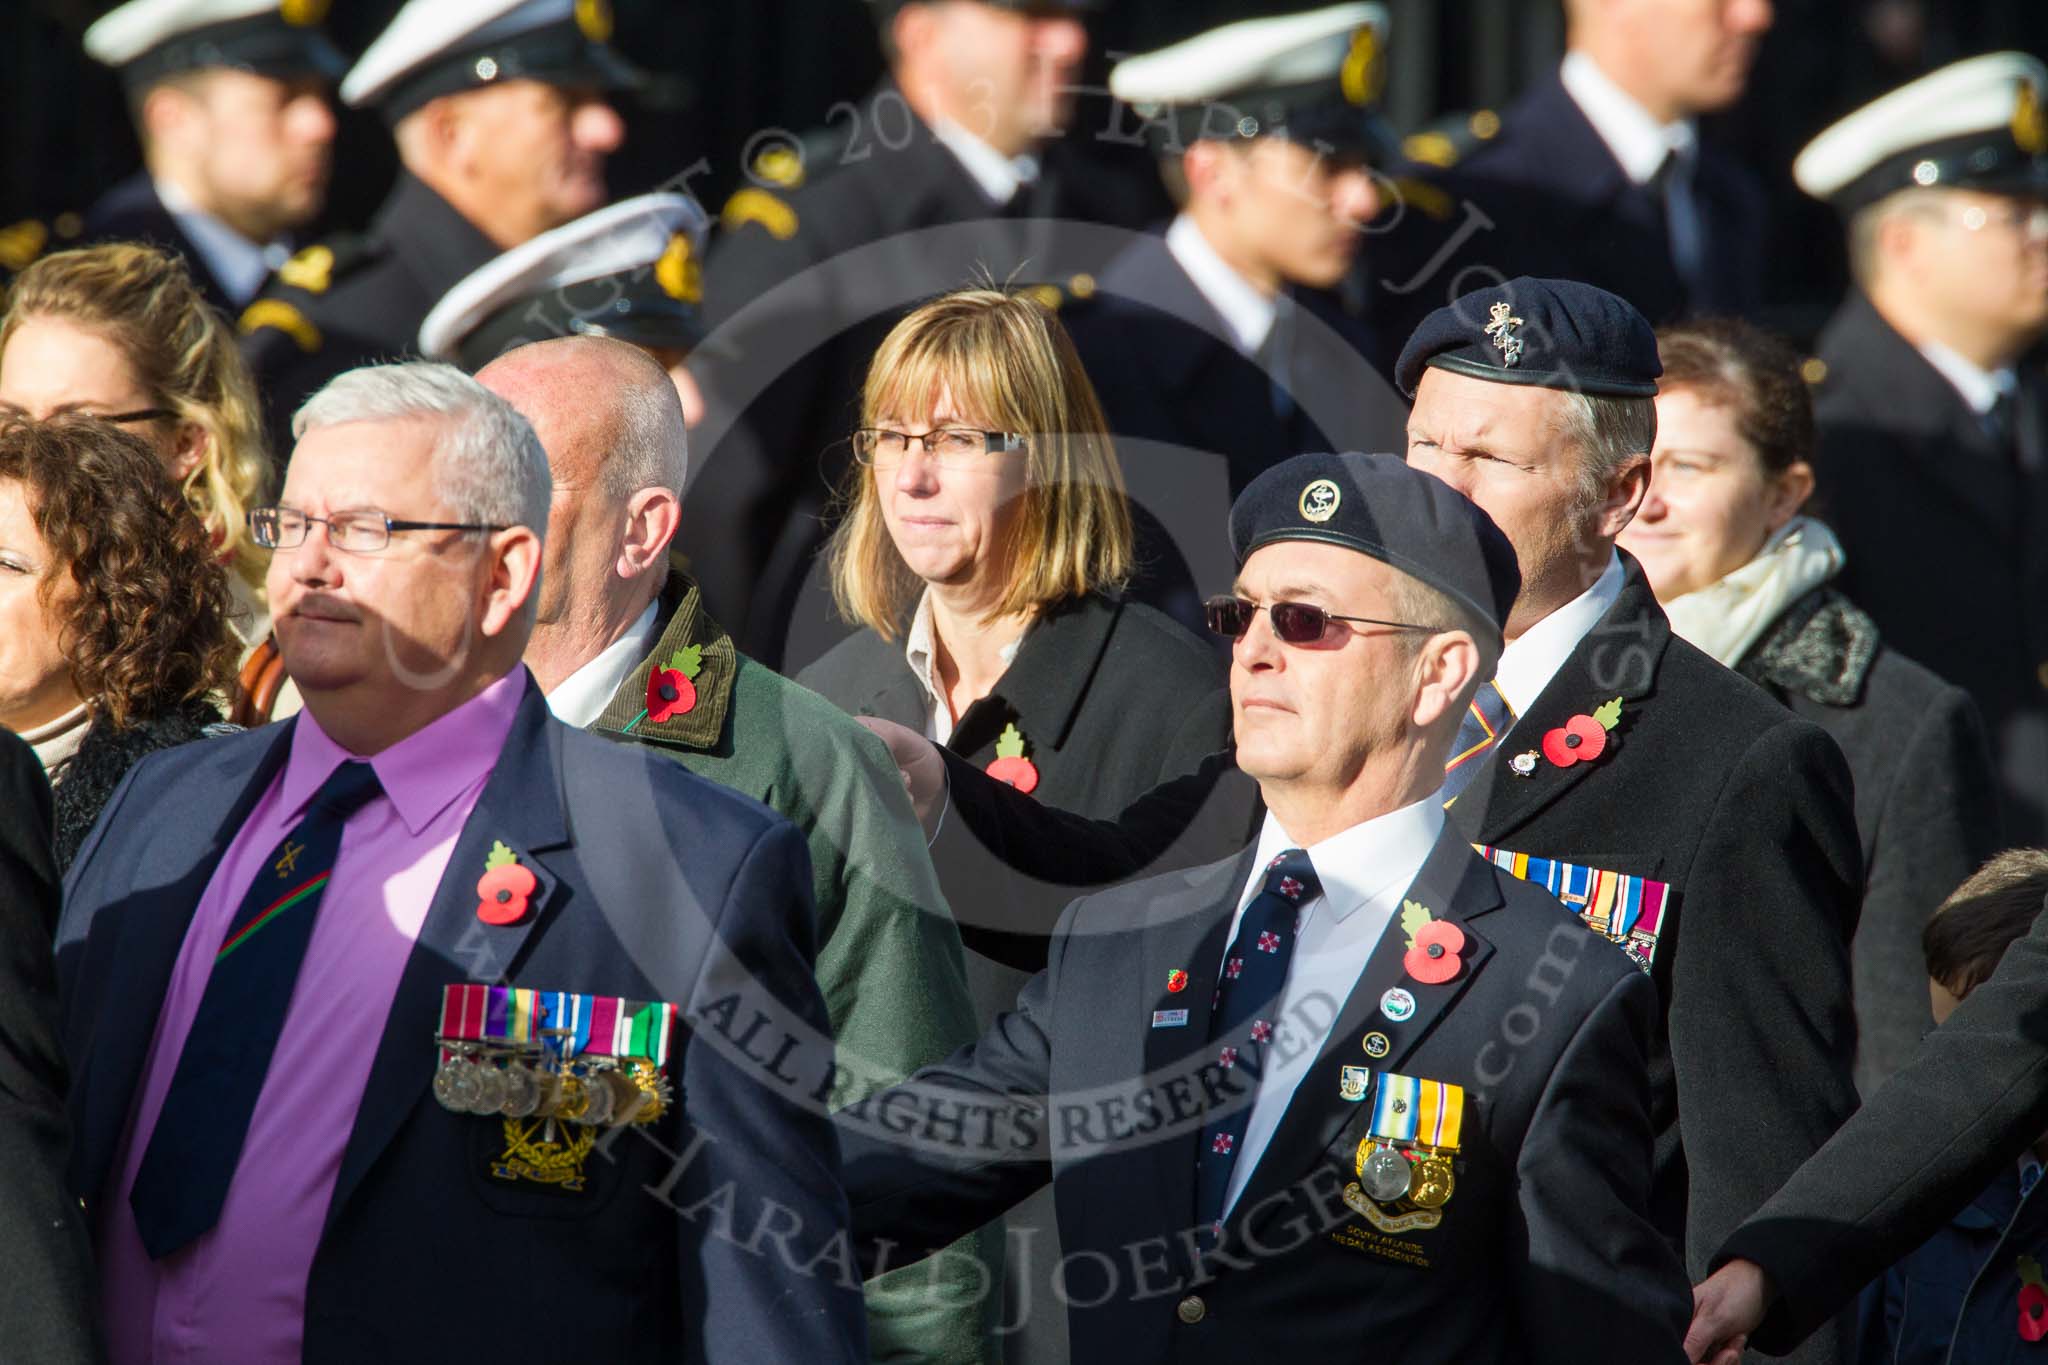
[1063,232,1405,626]
[84,172,242,313]
[1365,71,1766,341]
[55,677,866,1362]
[1809,290,2048,838]
[689,83,1120,668]
[239,171,501,448]
[933,554,1864,1360]
[837,821,1692,1362]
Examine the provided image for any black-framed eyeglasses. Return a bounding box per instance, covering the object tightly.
[249,505,508,554]
[1204,594,1442,645]
[850,426,1027,467]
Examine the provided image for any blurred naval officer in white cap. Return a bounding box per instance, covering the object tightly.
[80,0,344,311]
[240,0,636,445]
[1793,52,2048,840]
[1064,5,1403,508]
[421,192,710,424]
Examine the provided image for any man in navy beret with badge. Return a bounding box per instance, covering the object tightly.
[241,0,635,445]
[80,0,346,313]
[880,274,1864,1362]
[55,360,865,1362]
[836,450,1692,1360]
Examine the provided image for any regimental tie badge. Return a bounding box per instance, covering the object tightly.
[1484,300,1524,367]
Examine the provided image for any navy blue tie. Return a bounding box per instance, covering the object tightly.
[130,760,382,1259]
[1195,848,1319,1247]
[1442,680,1516,805]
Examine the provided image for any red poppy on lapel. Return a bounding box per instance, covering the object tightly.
[1541,696,1623,769]
[476,841,536,926]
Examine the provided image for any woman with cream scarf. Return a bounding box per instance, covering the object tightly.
[1619,318,2002,1098]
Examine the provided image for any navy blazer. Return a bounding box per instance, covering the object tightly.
[837,824,1691,1362]
[57,676,866,1363]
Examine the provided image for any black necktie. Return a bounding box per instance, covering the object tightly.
[1195,848,1320,1247]
[129,760,383,1259]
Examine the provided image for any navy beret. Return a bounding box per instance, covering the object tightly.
[1394,276,1661,399]
[1229,451,1520,645]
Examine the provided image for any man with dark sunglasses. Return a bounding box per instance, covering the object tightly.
[837,449,1691,1361]
[870,277,1865,1363]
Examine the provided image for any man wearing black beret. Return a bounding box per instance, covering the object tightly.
[837,450,1690,1361]
[872,276,1864,1360]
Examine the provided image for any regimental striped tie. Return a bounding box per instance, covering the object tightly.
[1441,680,1516,805]
[130,760,383,1259]
[1194,848,1319,1250]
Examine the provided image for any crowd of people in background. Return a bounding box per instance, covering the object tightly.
[1,0,2046,1362]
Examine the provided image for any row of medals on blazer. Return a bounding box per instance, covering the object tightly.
[432,1034,671,1129]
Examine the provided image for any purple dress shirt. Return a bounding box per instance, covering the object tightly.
[98,670,526,1364]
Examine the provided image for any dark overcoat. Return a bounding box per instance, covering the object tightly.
[1809,289,2048,839]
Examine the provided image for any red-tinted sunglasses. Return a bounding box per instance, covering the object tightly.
[1204,594,1440,645]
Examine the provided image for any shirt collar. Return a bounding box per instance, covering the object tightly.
[904,589,1025,741]
[152,175,289,306]
[929,116,1039,207]
[543,599,662,730]
[1246,795,1446,926]
[1166,213,1279,356]
[1919,339,2017,416]
[279,667,527,836]
[1492,551,1626,719]
[1559,51,1698,185]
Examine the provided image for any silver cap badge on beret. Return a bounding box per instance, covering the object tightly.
[1299,478,1342,523]
[1484,300,1524,367]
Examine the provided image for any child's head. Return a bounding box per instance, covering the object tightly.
[1924,848,2048,1023]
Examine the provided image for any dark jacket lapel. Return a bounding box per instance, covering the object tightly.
[951,592,1121,756]
[326,676,570,1223]
[70,724,298,1201]
[1446,554,1669,847]
[1223,827,1502,1249]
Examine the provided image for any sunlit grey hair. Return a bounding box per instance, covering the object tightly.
[603,357,688,501]
[292,360,552,541]
[1557,391,1656,509]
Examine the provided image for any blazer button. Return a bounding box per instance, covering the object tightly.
[1176,1295,1207,1324]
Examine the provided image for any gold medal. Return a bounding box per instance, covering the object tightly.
[1410,1153,1455,1209]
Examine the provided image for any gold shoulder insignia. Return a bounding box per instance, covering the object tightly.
[1391,176,1454,222]
[752,145,804,190]
[655,232,702,303]
[0,219,49,274]
[1402,132,1459,169]
[238,299,323,353]
[278,243,335,294]
[720,188,798,241]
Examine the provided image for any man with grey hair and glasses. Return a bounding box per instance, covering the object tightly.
[55,360,865,1363]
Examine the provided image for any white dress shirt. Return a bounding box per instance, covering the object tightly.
[1215,795,1446,1214]
[929,116,1040,208]
[1919,339,2018,418]
[903,590,1025,744]
[1491,551,1626,725]
[1559,52,1705,287]
[154,176,292,307]
[543,600,662,729]
[1165,213,1279,357]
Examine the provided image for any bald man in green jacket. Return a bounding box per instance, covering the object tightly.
[483,337,996,1363]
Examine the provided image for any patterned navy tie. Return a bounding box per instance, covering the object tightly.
[1441,680,1516,804]
[1194,847,1320,1248]
[130,760,383,1259]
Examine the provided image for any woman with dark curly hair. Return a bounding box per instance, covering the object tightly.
[0,415,238,868]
